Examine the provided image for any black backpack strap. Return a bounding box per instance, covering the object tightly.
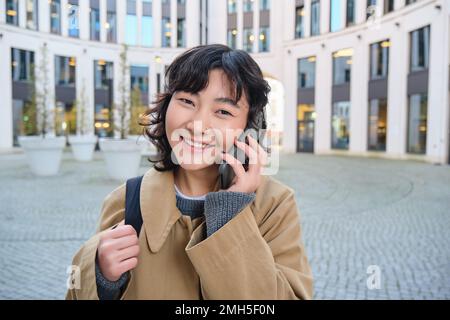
[125,175,144,236]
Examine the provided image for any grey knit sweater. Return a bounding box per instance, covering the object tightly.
[95,190,256,300]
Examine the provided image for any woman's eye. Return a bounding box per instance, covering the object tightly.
[217,109,233,116]
[179,98,194,106]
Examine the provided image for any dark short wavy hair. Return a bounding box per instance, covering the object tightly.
[139,44,271,172]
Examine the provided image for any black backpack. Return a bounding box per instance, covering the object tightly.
[125,175,144,236]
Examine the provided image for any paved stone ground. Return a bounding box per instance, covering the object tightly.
[0,151,449,300]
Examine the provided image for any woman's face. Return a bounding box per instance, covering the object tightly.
[165,69,249,171]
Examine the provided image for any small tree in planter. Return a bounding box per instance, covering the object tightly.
[18,44,66,176]
[129,85,147,135]
[99,44,143,181]
[129,84,157,156]
[68,81,98,162]
[21,63,38,137]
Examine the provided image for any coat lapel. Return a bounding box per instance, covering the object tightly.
[139,167,221,253]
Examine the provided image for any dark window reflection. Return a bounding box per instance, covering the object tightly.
[331,101,350,150]
[407,93,427,154]
[368,98,387,151]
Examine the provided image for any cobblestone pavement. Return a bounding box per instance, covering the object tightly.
[0,151,449,299]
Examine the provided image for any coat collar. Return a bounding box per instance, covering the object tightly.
[140,167,221,253]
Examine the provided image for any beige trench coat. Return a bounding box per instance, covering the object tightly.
[65,167,313,300]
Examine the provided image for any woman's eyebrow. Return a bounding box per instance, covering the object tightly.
[184,92,241,109]
[214,97,240,109]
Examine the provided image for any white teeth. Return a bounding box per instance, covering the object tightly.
[184,138,211,149]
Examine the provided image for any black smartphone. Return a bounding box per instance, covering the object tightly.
[218,112,266,190]
[218,131,250,190]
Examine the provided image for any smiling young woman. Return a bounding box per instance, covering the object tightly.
[66,44,313,300]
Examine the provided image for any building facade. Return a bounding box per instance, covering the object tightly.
[0,0,449,164]
[283,0,450,165]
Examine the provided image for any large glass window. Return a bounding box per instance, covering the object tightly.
[311,0,320,36]
[384,0,394,14]
[331,101,350,150]
[227,29,237,49]
[333,48,353,85]
[94,60,113,90]
[68,1,79,38]
[13,99,38,145]
[94,60,114,137]
[260,0,270,10]
[106,11,117,43]
[227,0,237,14]
[54,59,77,137]
[6,0,19,25]
[26,0,38,30]
[142,0,153,46]
[297,104,316,153]
[366,0,377,20]
[130,66,149,135]
[330,0,342,32]
[410,26,430,72]
[370,40,390,79]
[243,28,253,52]
[177,18,186,47]
[162,17,171,47]
[11,48,36,145]
[243,0,253,12]
[368,98,387,151]
[50,0,61,35]
[130,66,149,93]
[11,48,35,82]
[90,5,100,40]
[126,0,137,45]
[94,104,113,137]
[298,57,316,89]
[259,26,270,52]
[54,101,77,136]
[55,56,76,86]
[295,5,304,39]
[126,15,137,45]
[142,16,153,47]
[55,56,77,137]
[346,0,355,26]
[407,93,427,154]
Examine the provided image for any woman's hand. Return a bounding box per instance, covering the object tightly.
[220,135,268,194]
[97,221,140,282]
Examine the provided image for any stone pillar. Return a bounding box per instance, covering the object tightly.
[100,0,107,42]
[0,38,13,148]
[170,0,177,48]
[79,0,90,40]
[315,47,333,154]
[426,8,449,163]
[39,0,50,33]
[349,43,369,153]
[153,0,162,47]
[386,26,408,157]
[186,0,200,47]
[61,0,69,37]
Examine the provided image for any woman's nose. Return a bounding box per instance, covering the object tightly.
[186,112,211,133]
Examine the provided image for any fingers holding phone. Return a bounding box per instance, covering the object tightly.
[219,135,268,194]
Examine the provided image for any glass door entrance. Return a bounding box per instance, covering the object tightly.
[297,104,315,153]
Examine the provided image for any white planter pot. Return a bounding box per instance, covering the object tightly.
[128,135,158,157]
[69,135,98,162]
[99,138,143,181]
[18,136,66,176]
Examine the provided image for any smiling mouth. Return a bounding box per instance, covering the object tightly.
[181,136,215,150]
